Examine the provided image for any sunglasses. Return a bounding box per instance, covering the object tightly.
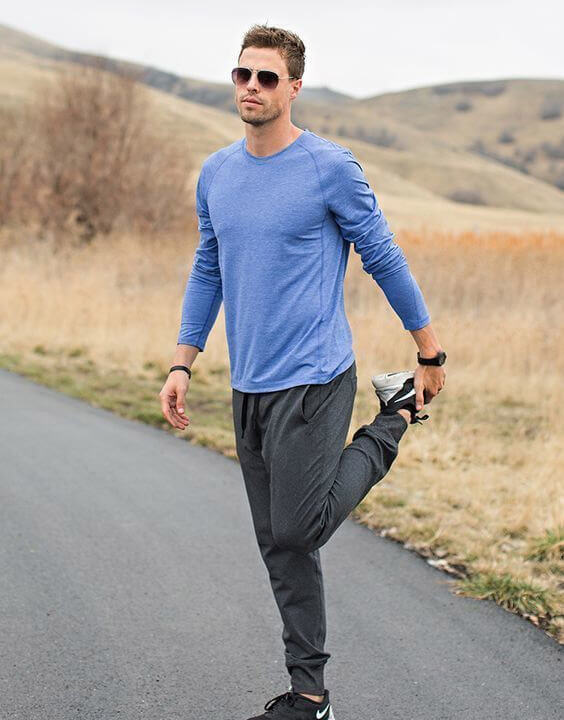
[231,66,297,91]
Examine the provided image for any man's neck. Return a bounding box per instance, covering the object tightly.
[245,125,304,158]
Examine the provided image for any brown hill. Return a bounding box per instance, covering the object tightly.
[1,22,563,231]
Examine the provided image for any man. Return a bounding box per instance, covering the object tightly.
[159,23,446,720]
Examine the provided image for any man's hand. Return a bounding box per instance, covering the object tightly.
[413,364,446,411]
[158,371,191,430]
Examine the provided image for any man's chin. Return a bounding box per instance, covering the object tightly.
[239,107,280,127]
[240,111,271,126]
[241,117,267,127]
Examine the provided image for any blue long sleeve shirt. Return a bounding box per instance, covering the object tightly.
[177,128,430,392]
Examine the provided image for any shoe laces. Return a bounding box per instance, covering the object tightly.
[410,409,429,424]
[402,384,430,424]
[399,397,429,425]
[264,690,296,713]
[379,397,429,425]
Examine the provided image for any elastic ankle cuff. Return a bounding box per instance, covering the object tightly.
[290,667,325,696]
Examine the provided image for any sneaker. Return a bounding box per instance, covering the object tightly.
[371,370,429,425]
[246,688,335,719]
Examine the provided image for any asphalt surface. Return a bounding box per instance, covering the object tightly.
[0,367,562,720]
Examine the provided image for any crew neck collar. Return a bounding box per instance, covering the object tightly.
[242,128,309,162]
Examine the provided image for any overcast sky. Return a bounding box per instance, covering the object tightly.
[2,0,562,98]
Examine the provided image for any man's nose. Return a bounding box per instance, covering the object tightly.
[246,70,260,91]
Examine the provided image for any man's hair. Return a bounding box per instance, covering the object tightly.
[238,24,306,80]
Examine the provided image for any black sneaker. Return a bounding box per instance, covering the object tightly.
[246,689,335,719]
[371,370,429,425]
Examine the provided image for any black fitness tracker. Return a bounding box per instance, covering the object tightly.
[417,350,447,366]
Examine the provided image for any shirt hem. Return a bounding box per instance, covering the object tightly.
[231,350,355,393]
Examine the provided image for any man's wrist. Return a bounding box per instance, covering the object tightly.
[418,347,443,359]
[409,326,443,359]
[417,349,447,366]
[169,364,192,378]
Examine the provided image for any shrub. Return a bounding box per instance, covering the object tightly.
[456,100,473,112]
[469,140,533,173]
[541,139,564,160]
[0,58,194,243]
[480,82,506,97]
[353,125,400,149]
[540,99,562,120]
[448,189,487,205]
[498,129,515,144]
[432,81,506,97]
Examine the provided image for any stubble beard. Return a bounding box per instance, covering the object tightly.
[239,100,283,127]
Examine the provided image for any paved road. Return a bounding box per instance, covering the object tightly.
[0,368,562,720]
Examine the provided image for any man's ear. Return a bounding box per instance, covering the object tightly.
[290,79,302,101]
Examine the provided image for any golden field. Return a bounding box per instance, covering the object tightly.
[1,225,562,643]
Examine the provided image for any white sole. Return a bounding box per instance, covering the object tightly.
[371,370,413,390]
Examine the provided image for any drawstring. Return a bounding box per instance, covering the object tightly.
[241,393,248,438]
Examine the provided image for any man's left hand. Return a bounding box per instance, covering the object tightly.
[413,364,446,411]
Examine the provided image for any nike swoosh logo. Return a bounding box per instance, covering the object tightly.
[316,705,331,719]
[394,390,414,403]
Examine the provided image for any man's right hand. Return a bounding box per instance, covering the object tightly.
[158,371,191,430]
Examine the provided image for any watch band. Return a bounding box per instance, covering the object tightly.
[169,365,192,378]
[417,350,447,366]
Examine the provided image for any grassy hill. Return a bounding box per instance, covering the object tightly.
[1,22,564,232]
[349,78,564,190]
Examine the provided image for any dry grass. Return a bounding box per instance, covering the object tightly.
[4,54,564,235]
[1,226,563,642]
[348,228,564,641]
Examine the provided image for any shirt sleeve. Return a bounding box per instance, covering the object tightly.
[323,148,430,331]
[177,166,223,351]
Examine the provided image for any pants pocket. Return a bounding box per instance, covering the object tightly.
[299,363,353,427]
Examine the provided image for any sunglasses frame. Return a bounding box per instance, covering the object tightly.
[231,66,298,90]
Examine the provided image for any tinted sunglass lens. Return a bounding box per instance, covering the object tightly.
[232,67,252,85]
[258,70,279,89]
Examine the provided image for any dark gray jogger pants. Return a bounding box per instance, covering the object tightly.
[231,359,409,695]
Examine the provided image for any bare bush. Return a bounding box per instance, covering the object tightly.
[498,129,515,144]
[455,99,473,112]
[432,81,506,97]
[540,98,562,121]
[1,58,194,243]
[541,139,564,160]
[353,125,401,149]
[479,82,506,97]
[0,105,37,227]
[521,148,537,164]
[447,189,487,205]
[469,139,533,174]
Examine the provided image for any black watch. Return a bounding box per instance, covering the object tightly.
[417,350,447,366]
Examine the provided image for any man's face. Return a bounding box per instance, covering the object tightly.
[234,47,300,127]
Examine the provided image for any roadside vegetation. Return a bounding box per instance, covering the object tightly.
[1,224,562,644]
[1,62,562,645]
